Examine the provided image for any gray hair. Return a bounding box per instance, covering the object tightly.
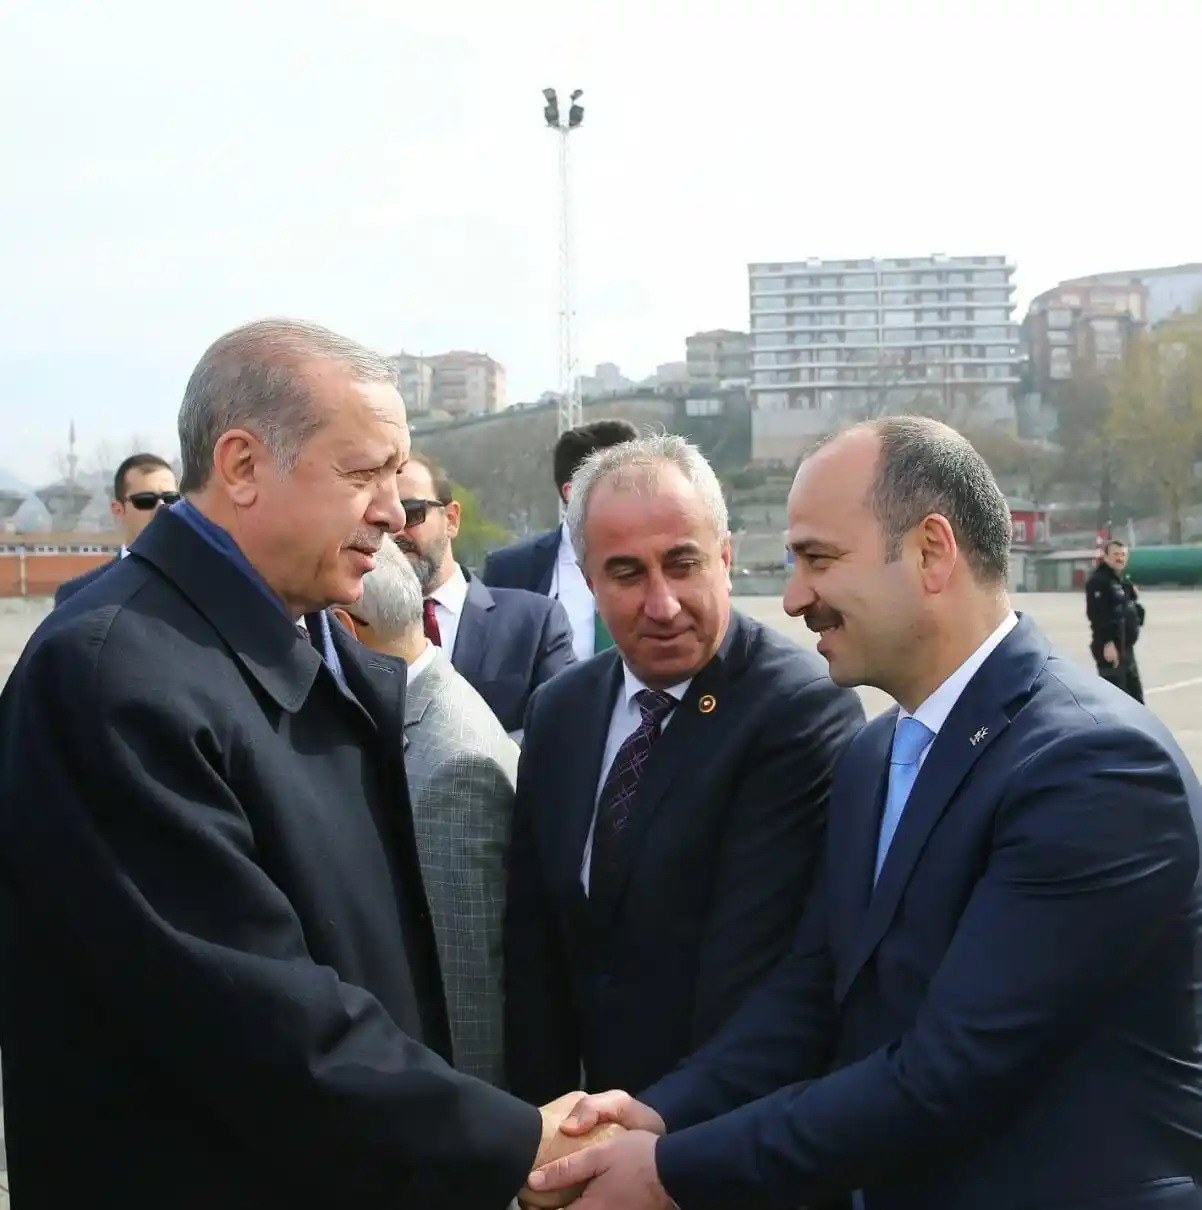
[178,318,397,493]
[565,432,729,563]
[817,415,1012,585]
[353,535,425,640]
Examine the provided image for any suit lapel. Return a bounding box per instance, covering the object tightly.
[561,656,624,923]
[534,529,560,596]
[828,715,894,985]
[450,573,494,681]
[332,623,407,751]
[833,616,1052,1004]
[592,616,750,926]
[399,657,439,751]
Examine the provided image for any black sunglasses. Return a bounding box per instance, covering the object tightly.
[125,491,181,511]
[401,498,448,528]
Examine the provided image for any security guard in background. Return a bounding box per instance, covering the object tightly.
[1085,538,1146,702]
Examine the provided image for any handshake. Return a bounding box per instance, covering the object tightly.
[521,1090,668,1210]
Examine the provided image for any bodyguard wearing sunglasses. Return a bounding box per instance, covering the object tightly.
[395,453,575,738]
[54,452,179,605]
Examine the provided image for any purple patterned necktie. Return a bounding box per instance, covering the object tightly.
[589,688,678,904]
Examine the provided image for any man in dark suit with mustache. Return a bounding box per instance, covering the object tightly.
[503,433,864,1110]
[0,318,609,1210]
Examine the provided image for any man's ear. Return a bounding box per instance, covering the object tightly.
[444,499,462,540]
[330,607,358,639]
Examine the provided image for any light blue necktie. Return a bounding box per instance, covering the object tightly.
[873,716,934,884]
[854,717,934,1210]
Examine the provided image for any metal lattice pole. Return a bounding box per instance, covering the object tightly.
[543,87,585,448]
[556,125,582,437]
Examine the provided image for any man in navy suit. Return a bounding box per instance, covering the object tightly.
[529,416,1202,1210]
[395,453,574,736]
[482,418,638,661]
[53,452,178,605]
[504,433,864,1109]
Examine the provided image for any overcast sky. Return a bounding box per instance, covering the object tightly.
[2,0,1198,484]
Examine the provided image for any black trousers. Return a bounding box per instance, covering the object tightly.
[1093,649,1145,704]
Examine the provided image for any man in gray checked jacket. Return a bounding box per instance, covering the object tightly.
[333,535,518,1086]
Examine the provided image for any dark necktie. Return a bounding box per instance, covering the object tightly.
[589,688,677,904]
[423,599,442,646]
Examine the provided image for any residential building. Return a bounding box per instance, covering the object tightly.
[748,254,1020,463]
[1061,263,1202,327]
[686,329,751,386]
[639,361,691,393]
[387,351,507,417]
[579,362,637,400]
[426,351,507,416]
[1023,279,1148,398]
[388,353,436,415]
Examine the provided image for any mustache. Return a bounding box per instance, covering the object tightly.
[804,609,843,632]
[344,530,384,554]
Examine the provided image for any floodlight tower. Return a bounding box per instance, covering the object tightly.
[542,87,585,437]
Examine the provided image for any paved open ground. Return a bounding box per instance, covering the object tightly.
[1,590,1200,764]
[0,591,1199,1201]
[736,590,1202,771]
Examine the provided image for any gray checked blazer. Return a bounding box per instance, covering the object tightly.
[403,648,519,1086]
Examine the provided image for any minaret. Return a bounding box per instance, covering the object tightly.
[66,418,79,485]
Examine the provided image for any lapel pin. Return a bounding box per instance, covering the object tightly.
[699,694,717,714]
[969,726,988,746]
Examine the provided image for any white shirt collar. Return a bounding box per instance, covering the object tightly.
[619,661,693,709]
[429,562,469,615]
[903,611,1018,737]
[408,640,438,682]
[557,520,576,564]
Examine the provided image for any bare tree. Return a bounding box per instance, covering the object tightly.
[1108,316,1202,544]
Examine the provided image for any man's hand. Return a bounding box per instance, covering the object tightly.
[524,1092,626,1209]
[1104,641,1119,667]
[526,1130,672,1210]
[558,1089,667,1139]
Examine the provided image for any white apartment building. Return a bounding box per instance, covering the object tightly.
[749,254,1020,462]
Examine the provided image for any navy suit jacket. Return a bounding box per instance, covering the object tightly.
[481,528,561,596]
[504,610,866,1105]
[644,615,1202,1210]
[449,572,575,733]
[53,556,118,606]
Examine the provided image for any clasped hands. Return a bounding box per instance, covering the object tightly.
[522,1089,672,1210]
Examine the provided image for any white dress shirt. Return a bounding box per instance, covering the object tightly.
[549,522,597,662]
[900,611,1018,764]
[407,640,437,683]
[428,563,469,656]
[578,663,693,894]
